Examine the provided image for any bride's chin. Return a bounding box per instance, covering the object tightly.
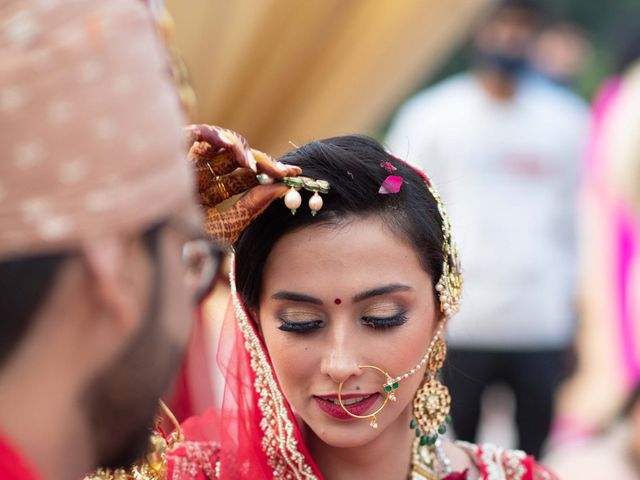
[305,421,384,449]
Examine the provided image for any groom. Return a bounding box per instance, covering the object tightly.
[0,1,291,479]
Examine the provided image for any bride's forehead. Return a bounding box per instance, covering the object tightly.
[262,217,424,281]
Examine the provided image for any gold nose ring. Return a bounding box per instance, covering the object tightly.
[336,365,399,429]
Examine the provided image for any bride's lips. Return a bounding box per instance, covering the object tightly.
[314,392,381,420]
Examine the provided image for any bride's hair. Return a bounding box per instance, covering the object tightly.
[235,135,444,311]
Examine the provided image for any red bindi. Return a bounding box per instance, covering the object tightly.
[334,298,342,305]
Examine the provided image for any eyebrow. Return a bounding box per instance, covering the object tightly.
[352,284,413,303]
[271,291,324,305]
[270,283,413,306]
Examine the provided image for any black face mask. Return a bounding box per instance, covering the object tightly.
[477,52,528,76]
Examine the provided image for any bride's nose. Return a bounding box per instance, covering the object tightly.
[319,324,362,384]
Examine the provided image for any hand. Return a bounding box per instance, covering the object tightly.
[185,125,301,245]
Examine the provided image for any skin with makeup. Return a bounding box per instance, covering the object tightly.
[176,134,559,480]
[257,217,478,479]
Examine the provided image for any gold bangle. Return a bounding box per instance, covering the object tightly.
[212,175,230,201]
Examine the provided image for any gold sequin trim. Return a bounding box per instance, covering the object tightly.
[230,257,318,479]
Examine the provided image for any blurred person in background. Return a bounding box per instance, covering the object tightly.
[0,1,296,479]
[529,21,591,88]
[386,0,589,458]
[545,384,640,479]
[553,25,640,447]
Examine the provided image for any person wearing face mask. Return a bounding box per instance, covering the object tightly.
[386,0,590,458]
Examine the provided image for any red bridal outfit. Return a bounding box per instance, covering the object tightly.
[0,432,40,480]
[165,153,559,479]
[164,258,559,480]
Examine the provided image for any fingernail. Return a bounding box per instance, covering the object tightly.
[219,130,234,145]
[248,151,258,172]
[276,162,289,173]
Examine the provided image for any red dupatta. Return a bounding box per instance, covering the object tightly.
[166,259,321,479]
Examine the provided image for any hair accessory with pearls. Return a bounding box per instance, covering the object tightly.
[280,176,329,216]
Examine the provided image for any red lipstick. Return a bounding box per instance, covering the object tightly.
[314,393,380,420]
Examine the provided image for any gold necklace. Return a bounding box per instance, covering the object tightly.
[85,401,182,480]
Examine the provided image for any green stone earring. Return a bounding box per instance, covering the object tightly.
[409,334,452,446]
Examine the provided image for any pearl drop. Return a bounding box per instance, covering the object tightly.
[308,191,323,215]
[436,284,444,292]
[284,187,302,214]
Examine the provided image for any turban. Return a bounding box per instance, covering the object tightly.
[0,0,193,260]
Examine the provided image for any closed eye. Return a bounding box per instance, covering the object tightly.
[361,313,408,329]
[278,319,323,333]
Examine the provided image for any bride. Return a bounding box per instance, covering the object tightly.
[167,134,557,479]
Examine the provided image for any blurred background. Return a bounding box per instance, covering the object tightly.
[166,0,640,150]
[164,1,640,477]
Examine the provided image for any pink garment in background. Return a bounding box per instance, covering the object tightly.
[584,78,640,389]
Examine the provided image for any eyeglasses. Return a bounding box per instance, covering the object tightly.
[182,238,223,301]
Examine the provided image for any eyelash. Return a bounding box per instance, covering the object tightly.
[277,313,408,334]
[278,320,323,333]
[361,312,408,329]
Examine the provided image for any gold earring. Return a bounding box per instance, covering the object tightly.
[409,334,452,446]
[337,365,398,429]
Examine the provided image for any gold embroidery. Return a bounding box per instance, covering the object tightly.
[230,257,318,479]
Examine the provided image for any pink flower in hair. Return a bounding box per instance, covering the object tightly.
[379,175,404,194]
[380,161,397,173]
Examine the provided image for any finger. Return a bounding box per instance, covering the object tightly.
[183,124,200,146]
[197,125,257,172]
[203,183,288,245]
[197,169,260,207]
[185,124,233,152]
[186,124,257,172]
[189,142,239,176]
[252,149,303,179]
[253,149,286,178]
[284,164,303,176]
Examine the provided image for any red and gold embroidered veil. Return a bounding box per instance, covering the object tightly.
[166,257,323,479]
[164,145,449,480]
[165,138,558,480]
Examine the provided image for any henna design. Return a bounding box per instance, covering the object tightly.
[197,169,260,207]
[185,125,255,171]
[190,142,238,175]
[203,184,287,245]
